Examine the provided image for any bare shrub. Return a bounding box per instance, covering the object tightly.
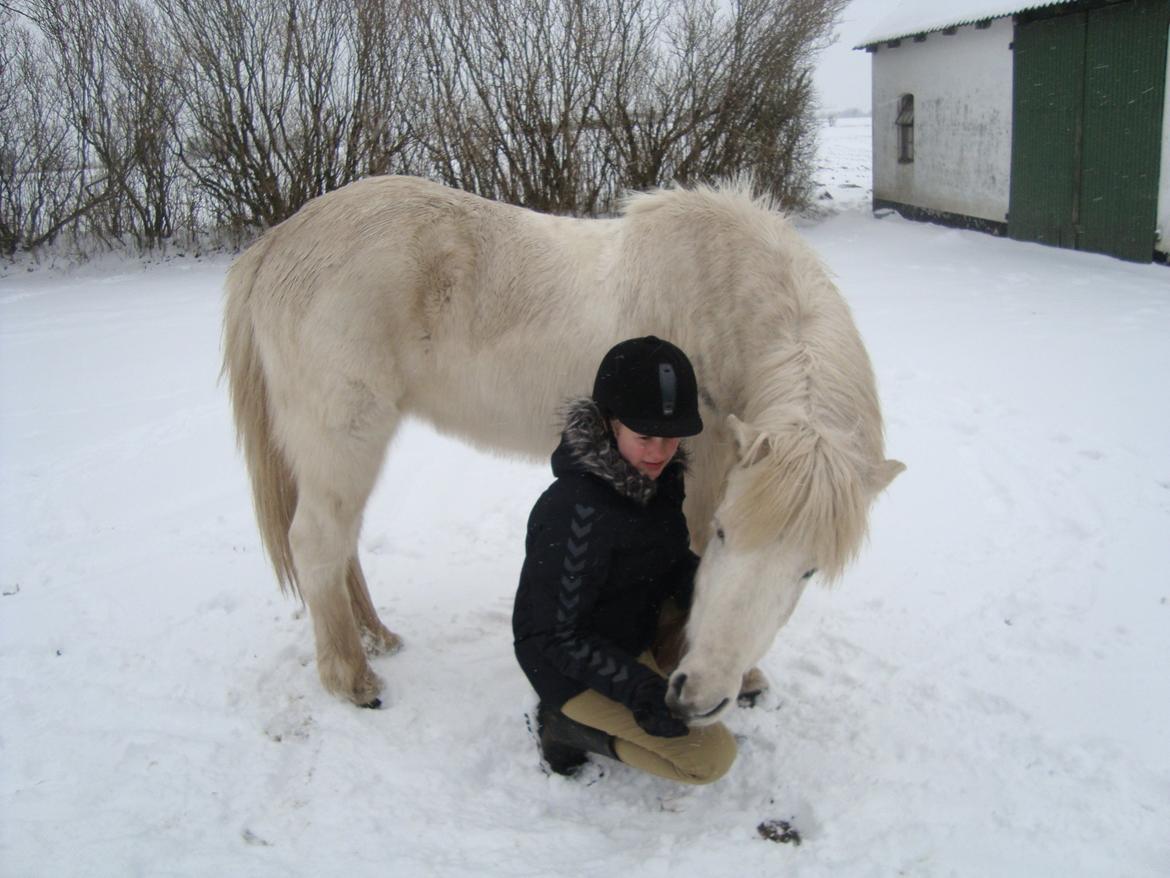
[417,0,625,215]
[160,0,423,231]
[419,0,846,215]
[598,0,845,209]
[21,0,184,251]
[0,10,98,257]
[3,0,844,258]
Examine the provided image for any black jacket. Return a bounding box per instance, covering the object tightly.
[512,398,698,710]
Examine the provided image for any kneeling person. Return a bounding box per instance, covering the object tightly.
[512,337,736,784]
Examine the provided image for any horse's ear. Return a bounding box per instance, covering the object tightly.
[727,414,770,467]
[869,458,906,495]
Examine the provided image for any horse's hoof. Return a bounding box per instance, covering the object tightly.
[738,690,763,709]
[738,666,770,708]
[322,660,384,708]
[361,698,382,710]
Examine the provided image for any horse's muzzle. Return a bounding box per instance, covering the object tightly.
[666,672,731,724]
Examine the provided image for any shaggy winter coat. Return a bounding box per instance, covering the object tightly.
[512,399,698,710]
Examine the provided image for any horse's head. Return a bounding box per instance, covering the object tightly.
[667,414,904,725]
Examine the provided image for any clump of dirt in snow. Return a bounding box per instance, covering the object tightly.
[757,819,802,845]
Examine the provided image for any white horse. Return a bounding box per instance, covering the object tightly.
[223,176,903,724]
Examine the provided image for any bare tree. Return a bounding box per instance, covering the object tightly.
[420,0,845,216]
[418,0,629,215]
[23,0,183,250]
[0,10,96,256]
[160,0,422,230]
[599,0,846,208]
[108,0,184,247]
[347,0,426,179]
[3,0,844,258]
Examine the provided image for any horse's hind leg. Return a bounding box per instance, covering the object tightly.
[347,556,402,656]
[285,410,396,706]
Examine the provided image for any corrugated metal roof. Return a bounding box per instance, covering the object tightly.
[855,0,1074,47]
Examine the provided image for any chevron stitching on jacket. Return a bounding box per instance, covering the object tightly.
[550,502,633,688]
[555,504,593,625]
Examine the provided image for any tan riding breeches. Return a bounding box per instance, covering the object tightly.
[560,652,737,785]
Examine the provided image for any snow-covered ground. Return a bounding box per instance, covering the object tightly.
[2,119,1168,877]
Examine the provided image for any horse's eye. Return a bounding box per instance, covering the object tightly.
[801,569,817,580]
[716,527,726,542]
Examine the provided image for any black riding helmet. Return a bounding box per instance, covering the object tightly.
[592,336,703,438]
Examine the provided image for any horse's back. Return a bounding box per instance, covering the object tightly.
[233,176,621,456]
[229,175,854,460]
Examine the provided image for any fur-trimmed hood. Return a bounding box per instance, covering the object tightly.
[552,397,687,506]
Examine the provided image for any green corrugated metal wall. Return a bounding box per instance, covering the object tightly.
[1009,0,1169,262]
[1079,1,1168,260]
[1009,13,1086,250]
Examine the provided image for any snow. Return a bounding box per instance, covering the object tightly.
[2,118,1168,876]
[856,0,1069,47]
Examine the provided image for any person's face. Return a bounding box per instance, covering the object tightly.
[611,419,680,480]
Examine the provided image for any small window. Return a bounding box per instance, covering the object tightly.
[896,94,915,163]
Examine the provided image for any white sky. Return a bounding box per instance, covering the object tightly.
[813,0,892,112]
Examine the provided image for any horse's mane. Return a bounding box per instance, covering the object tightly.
[618,177,783,231]
[723,414,870,583]
[721,254,883,584]
[617,178,884,581]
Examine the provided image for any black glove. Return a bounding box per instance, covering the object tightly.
[629,678,689,738]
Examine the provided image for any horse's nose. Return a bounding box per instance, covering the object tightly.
[670,673,687,700]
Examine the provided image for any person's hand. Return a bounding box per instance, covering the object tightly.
[630,678,689,738]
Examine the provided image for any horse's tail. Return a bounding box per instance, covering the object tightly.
[222,235,300,596]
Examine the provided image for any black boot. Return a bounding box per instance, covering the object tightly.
[537,703,619,776]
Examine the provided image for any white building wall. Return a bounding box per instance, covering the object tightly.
[871,18,1014,223]
[1157,22,1170,258]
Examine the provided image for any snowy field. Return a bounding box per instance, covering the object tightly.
[2,119,1168,876]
